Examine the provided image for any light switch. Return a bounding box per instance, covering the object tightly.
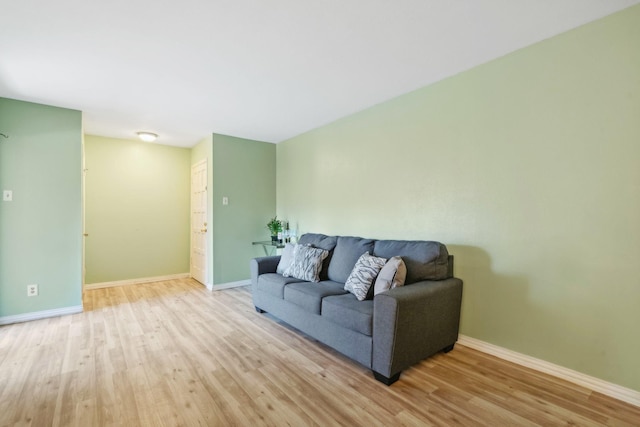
[2,190,12,201]
[222,197,228,205]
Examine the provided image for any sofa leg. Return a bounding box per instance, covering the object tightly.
[373,371,401,385]
[255,306,265,313]
[442,344,455,353]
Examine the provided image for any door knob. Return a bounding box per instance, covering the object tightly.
[201,228,207,233]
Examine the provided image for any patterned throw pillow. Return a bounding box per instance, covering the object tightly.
[283,244,329,282]
[344,252,387,301]
[374,256,407,295]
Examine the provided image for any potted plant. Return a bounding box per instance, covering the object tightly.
[267,216,282,242]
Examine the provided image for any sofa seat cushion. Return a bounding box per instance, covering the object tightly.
[283,281,347,314]
[327,236,375,283]
[257,273,306,299]
[322,294,374,336]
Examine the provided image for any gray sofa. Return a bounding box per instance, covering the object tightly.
[250,233,463,385]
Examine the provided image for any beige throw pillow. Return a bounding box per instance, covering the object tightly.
[374,256,407,295]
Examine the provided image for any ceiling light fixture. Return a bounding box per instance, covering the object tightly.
[137,131,158,142]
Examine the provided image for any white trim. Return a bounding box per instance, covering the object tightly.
[84,273,190,290]
[210,279,250,291]
[457,335,640,408]
[0,305,83,326]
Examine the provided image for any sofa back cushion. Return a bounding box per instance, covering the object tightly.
[327,236,375,283]
[373,240,449,284]
[297,233,338,280]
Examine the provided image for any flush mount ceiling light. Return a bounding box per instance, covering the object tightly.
[136,131,158,142]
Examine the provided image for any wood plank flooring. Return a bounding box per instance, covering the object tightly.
[1,278,638,426]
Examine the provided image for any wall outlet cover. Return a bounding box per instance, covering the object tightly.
[27,284,38,297]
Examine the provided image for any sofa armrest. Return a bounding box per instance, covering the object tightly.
[250,256,281,289]
[372,278,463,378]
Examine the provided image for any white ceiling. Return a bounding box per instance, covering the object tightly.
[1,0,638,147]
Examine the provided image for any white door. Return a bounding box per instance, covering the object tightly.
[82,140,87,287]
[190,160,208,285]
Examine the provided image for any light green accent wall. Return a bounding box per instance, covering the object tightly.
[84,135,191,283]
[212,134,276,285]
[191,135,214,285]
[277,6,640,391]
[0,98,82,317]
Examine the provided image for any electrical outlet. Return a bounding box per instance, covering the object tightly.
[3,190,12,201]
[27,284,38,297]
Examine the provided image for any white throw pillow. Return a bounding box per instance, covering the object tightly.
[344,252,387,301]
[276,243,295,275]
[374,256,407,296]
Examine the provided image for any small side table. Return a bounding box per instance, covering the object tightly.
[252,240,285,256]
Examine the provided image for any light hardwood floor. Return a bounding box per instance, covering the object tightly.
[1,278,638,426]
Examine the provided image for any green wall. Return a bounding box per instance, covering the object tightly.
[277,6,640,391]
[0,98,82,317]
[212,134,276,285]
[191,135,214,286]
[84,135,191,283]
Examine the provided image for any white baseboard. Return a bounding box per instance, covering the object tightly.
[0,305,83,326]
[84,273,190,290]
[457,335,640,407]
[210,279,251,291]
[84,274,248,292]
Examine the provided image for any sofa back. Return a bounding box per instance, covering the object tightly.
[373,240,449,284]
[298,233,451,284]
